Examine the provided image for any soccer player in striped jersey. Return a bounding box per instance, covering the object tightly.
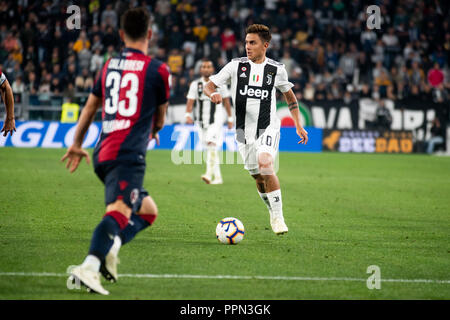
[185,60,233,184]
[205,24,308,235]
[61,7,170,295]
[0,71,16,136]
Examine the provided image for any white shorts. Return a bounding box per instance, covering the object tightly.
[237,127,280,175]
[199,124,222,147]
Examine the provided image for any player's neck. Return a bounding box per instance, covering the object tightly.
[202,76,210,82]
[124,41,148,55]
[250,55,266,64]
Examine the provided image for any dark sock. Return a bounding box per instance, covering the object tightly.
[88,211,128,260]
[119,213,151,245]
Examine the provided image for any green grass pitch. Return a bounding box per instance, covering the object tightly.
[0,148,449,299]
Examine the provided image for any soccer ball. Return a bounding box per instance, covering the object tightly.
[216,217,245,244]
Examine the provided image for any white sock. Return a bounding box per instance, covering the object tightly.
[266,189,283,217]
[213,150,222,180]
[205,147,215,177]
[81,254,101,272]
[258,191,271,211]
[109,236,122,257]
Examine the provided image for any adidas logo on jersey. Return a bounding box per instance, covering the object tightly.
[239,85,270,100]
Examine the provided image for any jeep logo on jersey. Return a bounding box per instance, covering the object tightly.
[239,85,270,100]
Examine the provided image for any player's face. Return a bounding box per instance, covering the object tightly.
[245,33,268,62]
[200,61,214,77]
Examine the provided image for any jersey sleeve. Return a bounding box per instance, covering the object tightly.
[275,65,294,93]
[91,70,103,97]
[218,84,231,99]
[0,72,7,86]
[209,61,234,87]
[186,81,197,100]
[156,63,171,105]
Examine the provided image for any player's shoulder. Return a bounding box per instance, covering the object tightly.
[266,58,285,68]
[149,57,166,69]
[190,77,201,85]
[148,58,170,78]
[231,57,250,63]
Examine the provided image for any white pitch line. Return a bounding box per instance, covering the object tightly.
[0,272,449,284]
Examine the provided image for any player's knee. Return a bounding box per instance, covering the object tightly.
[258,153,274,175]
[139,196,158,216]
[106,199,132,219]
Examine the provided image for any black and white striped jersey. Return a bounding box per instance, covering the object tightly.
[187,76,231,128]
[210,57,293,144]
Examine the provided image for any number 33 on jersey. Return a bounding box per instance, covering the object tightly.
[91,48,171,164]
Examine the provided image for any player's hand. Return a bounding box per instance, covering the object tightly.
[1,117,16,137]
[61,145,91,173]
[150,131,160,146]
[297,127,308,145]
[186,116,193,124]
[227,120,233,129]
[210,92,222,104]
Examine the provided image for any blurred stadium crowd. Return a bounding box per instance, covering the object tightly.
[0,0,448,106]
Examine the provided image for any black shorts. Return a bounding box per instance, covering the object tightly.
[94,162,149,213]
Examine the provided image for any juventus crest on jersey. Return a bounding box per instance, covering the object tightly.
[187,77,230,128]
[210,57,293,144]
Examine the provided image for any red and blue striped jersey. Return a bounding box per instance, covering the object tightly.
[91,47,170,165]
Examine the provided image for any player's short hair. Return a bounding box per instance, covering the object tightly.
[246,24,271,43]
[201,59,213,65]
[120,7,151,41]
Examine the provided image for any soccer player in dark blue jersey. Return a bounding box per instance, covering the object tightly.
[61,7,170,295]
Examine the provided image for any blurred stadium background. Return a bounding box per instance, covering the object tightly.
[0,0,448,154]
[1,0,450,300]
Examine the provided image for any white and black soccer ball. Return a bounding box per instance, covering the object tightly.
[216,217,245,244]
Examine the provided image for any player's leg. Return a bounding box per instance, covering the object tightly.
[200,127,214,184]
[207,142,223,184]
[238,141,272,212]
[251,173,272,212]
[256,129,287,234]
[209,124,223,184]
[68,198,131,295]
[120,193,158,244]
[102,192,157,282]
[258,151,287,234]
[68,165,143,294]
[202,142,216,184]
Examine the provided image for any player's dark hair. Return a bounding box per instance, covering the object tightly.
[201,58,213,65]
[246,24,271,43]
[120,7,151,41]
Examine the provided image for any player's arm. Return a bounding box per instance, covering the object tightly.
[204,81,222,104]
[151,62,171,145]
[223,97,233,129]
[282,89,308,145]
[61,93,102,173]
[185,99,195,124]
[0,77,16,137]
[151,102,169,146]
[205,61,234,105]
